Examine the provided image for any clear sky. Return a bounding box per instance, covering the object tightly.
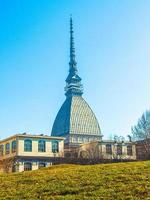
[0,0,150,140]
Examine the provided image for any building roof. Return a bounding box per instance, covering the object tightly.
[0,133,64,143]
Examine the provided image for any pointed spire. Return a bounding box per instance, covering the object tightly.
[69,16,77,72]
[65,16,83,98]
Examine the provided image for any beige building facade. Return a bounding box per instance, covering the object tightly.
[0,133,64,172]
[64,140,136,160]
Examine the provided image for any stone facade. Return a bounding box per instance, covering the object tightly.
[0,133,64,172]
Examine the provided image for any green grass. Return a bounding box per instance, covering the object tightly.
[0,161,150,200]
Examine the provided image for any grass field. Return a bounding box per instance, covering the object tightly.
[0,161,150,200]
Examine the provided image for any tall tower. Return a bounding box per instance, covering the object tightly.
[51,17,102,147]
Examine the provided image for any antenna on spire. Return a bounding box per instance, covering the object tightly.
[69,15,77,71]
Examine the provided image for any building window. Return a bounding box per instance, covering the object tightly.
[127,145,133,156]
[0,145,4,156]
[24,139,32,152]
[39,162,46,169]
[106,144,112,154]
[78,137,83,142]
[38,140,46,152]
[5,143,10,154]
[84,137,88,143]
[12,140,17,153]
[52,141,59,153]
[117,144,122,155]
[24,162,32,171]
[73,136,78,143]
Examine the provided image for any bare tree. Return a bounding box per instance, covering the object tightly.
[78,142,101,160]
[132,110,150,159]
[132,110,150,140]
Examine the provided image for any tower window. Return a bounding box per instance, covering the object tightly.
[24,139,32,152]
[78,137,83,142]
[38,140,46,152]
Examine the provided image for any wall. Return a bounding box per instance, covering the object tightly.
[76,141,136,160]
[17,137,64,158]
[101,142,136,160]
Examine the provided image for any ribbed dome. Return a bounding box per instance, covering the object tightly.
[51,96,101,138]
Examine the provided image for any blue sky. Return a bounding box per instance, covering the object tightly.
[0,0,150,139]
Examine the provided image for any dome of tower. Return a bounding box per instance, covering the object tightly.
[51,96,101,138]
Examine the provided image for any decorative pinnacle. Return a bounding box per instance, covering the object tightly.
[69,16,77,71]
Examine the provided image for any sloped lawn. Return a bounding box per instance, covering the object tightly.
[0,161,150,199]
